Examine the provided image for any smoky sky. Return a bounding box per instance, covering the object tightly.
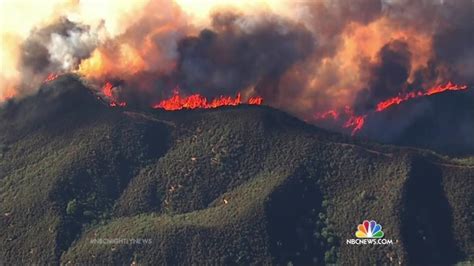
[354,40,412,112]
[114,11,315,106]
[16,1,473,104]
[19,17,96,78]
[5,0,474,155]
[302,0,382,59]
[12,0,474,139]
[433,17,474,83]
[351,0,473,114]
[385,0,474,87]
[175,12,315,99]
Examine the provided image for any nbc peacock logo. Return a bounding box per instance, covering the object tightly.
[356,220,384,238]
[346,219,393,245]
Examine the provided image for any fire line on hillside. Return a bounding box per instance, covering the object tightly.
[313,81,468,135]
[41,74,468,136]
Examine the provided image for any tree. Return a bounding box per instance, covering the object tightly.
[66,199,78,216]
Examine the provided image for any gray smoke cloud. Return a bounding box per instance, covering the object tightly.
[17,17,99,95]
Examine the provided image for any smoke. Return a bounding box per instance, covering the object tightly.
[355,40,412,112]
[74,6,315,107]
[18,18,99,84]
[431,0,474,84]
[1,0,473,141]
[176,12,315,99]
[0,0,151,101]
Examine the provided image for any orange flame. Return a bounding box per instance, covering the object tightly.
[314,110,339,120]
[102,81,114,98]
[0,88,16,102]
[375,82,467,112]
[101,81,127,107]
[314,106,366,135]
[314,81,468,136]
[339,106,366,136]
[110,101,127,107]
[44,73,59,83]
[153,90,263,110]
[343,115,366,136]
[248,96,264,105]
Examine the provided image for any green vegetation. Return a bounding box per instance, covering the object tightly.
[0,76,472,264]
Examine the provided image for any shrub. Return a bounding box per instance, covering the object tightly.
[66,199,79,216]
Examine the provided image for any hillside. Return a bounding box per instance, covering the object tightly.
[360,88,474,155]
[0,75,473,265]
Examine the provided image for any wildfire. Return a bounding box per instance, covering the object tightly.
[44,73,59,83]
[314,110,339,120]
[102,82,114,98]
[153,90,263,110]
[248,96,264,105]
[110,101,127,107]
[101,82,127,107]
[98,84,262,110]
[342,106,366,136]
[314,107,365,136]
[0,88,16,102]
[314,81,468,135]
[375,82,467,112]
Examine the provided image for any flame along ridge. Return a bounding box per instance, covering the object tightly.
[153,90,263,110]
[43,76,467,136]
[99,82,263,109]
[314,81,468,135]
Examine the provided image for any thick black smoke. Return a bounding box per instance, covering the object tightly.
[347,0,474,154]
[355,40,412,112]
[382,0,474,85]
[176,12,315,99]
[353,0,474,114]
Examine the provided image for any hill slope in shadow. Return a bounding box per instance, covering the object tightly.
[0,76,473,264]
[360,89,474,155]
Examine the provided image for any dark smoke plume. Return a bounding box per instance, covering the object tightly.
[176,12,315,99]
[355,40,412,112]
[115,12,315,106]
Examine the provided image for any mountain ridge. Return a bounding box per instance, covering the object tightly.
[0,76,472,264]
